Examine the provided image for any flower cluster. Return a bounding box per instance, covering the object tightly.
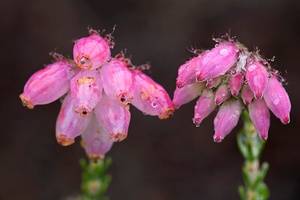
[173,35,291,142]
[20,29,174,158]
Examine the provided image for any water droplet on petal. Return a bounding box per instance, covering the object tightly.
[220,48,229,56]
[248,64,257,72]
[274,98,280,105]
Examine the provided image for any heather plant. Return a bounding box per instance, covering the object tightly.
[19,28,174,199]
[173,34,291,199]
[19,29,291,199]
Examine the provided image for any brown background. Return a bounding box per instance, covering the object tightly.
[1,0,300,199]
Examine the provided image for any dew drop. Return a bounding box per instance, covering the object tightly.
[220,48,228,56]
[247,64,257,72]
[274,98,280,105]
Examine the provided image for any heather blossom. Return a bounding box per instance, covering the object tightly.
[20,29,174,158]
[173,35,291,142]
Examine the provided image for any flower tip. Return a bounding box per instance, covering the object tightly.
[117,91,133,104]
[213,134,224,143]
[19,94,34,109]
[87,153,105,160]
[193,115,202,125]
[196,73,205,82]
[281,115,290,124]
[109,133,127,142]
[176,80,185,88]
[259,133,268,140]
[158,107,175,119]
[56,134,75,146]
[254,92,263,99]
[75,105,92,117]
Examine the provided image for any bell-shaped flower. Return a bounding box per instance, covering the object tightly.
[241,84,254,105]
[131,69,175,119]
[228,71,243,96]
[81,115,114,159]
[20,60,76,109]
[196,42,239,82]
[173,82,205,109]
[263,75,291,124]
[245,61,269,99]
[193,89,216,125]
[213,99,242,142]
[248,98,270,140]
[56,93,92,146]
[73,34,111,70]
[94,93,131,142]
[100,58,134,104]
[214,84,231,105]
[176,56,201,88]
[70,69,103,117]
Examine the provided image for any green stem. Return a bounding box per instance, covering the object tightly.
[79,157,112,200]
[237,110,269,200]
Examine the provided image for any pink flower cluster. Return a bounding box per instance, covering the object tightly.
[173,36,291,142]
[20,29,174,158]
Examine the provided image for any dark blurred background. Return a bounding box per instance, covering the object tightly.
[1,0,300,199]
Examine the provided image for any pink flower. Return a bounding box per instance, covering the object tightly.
[100,58,134,104]
[206,76,223,88]
[173,82,205,109]
[70,69,103,117]
[228,71,243,96]
[176,56,201,88]
[131,69,175,119]
[248,98,270,140]
[193,89,216,125]
[94,93,131,142]
[73,33,111,70]
[245,61,269,99]
[20,59,76,109]
[81,115,113,159]
[196,42,239,82]
[213,99,242,142]
[241,84,254,105]
[56,93,92,146]
[263,75,291,124]
[214,84,231,105]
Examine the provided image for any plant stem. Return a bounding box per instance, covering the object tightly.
[79,157,112,200]
[237,111,269,200]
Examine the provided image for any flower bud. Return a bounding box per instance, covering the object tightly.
[206,76,223,88]
[213,99,242,142]
[241,85,254,105]
[228,71,243,96]
[173,82,205,109]
[131,70,175,119]
[20,60,76,109]
[193,89,216,125]
[214,84,231,105]
[94,93,131,142]
[70,69,103,117]
[56,93,92,146]
[81,115,113,159]
[245,61,269,99]
[196,42,238,82]
[73,34,110,70]
[263,75,291,124]
[100,58,134,104]
[176,56,201,88]
[248,98,270,140]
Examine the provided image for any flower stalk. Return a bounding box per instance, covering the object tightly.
[237,111,269,200]
[79,157,112,200]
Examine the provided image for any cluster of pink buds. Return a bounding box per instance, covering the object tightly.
[20,29,174,158]
[173,35,291,142]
